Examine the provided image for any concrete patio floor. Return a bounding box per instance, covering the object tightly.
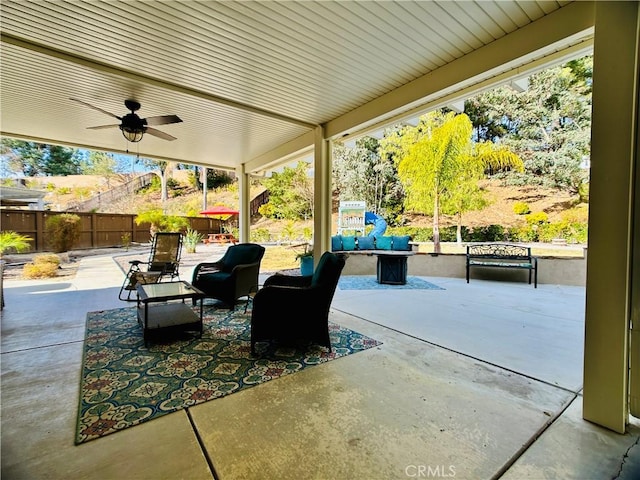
[1,252,639,479]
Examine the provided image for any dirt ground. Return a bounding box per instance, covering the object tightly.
[30,175,584,229]
[404,180,581,229]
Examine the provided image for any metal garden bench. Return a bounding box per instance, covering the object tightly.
[466,243,538,288]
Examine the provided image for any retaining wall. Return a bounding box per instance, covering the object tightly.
[340,250,587,286]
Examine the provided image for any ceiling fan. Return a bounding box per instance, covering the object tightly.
[71,98,182,142]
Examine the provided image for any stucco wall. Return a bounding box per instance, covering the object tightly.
[340,251,587,286]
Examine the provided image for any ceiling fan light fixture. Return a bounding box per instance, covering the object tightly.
[120,125,144,143]
[73,98,180,142]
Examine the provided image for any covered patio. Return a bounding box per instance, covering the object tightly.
[1,0,640,475]
[1,251,638,479]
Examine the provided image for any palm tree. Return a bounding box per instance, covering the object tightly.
[383,111,523,253]
[0,231,32,257]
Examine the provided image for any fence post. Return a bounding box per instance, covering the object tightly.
[91,213,98,248]
[36,211,45,251]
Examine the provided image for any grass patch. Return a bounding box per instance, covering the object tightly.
[261,245,299,272]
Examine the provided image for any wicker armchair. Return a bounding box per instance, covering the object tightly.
[250,251,345,355]
[192,243,265,308]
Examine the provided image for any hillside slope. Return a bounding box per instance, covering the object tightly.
[28,175,585,232]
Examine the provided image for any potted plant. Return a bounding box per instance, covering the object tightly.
[184,228,204,253]
[296,244,314,276]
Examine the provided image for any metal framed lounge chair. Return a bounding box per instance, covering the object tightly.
[118,232,183,301]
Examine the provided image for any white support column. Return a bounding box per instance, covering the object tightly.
[313,125,332,265]
[583,1,639,433]
[237,165,251,243]
[201,167,207,211]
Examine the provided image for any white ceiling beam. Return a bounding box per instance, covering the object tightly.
[509,78,530,92]
[243,130,315,174]
[325,1,595,140]
[448,101,466,113]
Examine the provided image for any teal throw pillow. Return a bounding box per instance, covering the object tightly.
[356,236,375,250]
[392,235,411,251]
[341,236,356,251]
[331,235,343,251]
[375,236,392,250]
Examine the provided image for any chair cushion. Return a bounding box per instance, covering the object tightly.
[197,271,232,287]
[392,235,411,251]
[341,236,356,251]
[331,235,343,251]
[375,236,392,250]
[356,236,375,250]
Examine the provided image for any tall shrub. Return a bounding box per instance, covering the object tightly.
[45,213,81,252]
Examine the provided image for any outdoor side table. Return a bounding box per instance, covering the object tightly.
[136,281,205,345]
[374,251,415,285]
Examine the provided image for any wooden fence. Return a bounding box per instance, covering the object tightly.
[2,186,271,252]
[0,210,224,252]
[250,190,269,216]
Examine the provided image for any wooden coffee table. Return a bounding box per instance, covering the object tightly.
[136,281,205,345]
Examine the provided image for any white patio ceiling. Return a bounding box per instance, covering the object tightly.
[0,1,593,174]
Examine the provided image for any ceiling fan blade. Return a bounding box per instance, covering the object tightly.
[70,98,121,120]
[87,124,120,130]
[144,115,183,126]
[146,127,177,141]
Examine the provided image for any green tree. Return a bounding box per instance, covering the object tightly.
[43,145,82,175]
[445,171,488,244]
[189,167,234,190]
[333,136,403,223]
[259,162,313,220]
[81,151,117,176]
[81,151,118,189]
[390,112,475,252]
[465,55,592,194]
[0,140,81,176]
[141,159,174,203]
[381,112,522,252]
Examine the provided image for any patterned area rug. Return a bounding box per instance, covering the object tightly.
[76,307,381,444]
[338,276,444,290]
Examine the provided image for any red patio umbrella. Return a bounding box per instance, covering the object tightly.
[200,206,239,233]
[199,206,239,217]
